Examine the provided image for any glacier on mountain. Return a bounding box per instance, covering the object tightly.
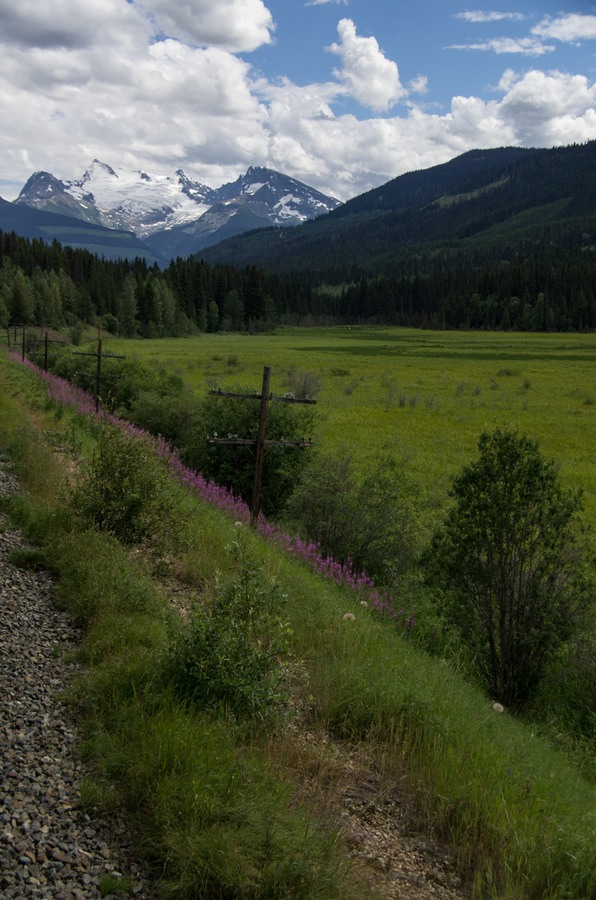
[15,161,341,258]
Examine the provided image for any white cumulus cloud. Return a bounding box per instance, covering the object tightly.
[0,0,142,49]
[0,0,269,189]
[327,18,406,112]
[0,1,596,205]
[498,68,596,143]
[135,0,274,52]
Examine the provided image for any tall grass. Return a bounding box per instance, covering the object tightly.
[1,348,595,899]
[296,606,595,897]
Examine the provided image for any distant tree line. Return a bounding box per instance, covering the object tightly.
[1,227,595,334]
[0,229,296,336]
[328,244,596,331]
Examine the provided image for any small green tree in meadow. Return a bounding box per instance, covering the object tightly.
[427,427,590,710]
[285,452,421,582]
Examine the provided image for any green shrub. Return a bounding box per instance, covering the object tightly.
[128,387,198,447]
[427,427,591,710]
[183,392,315,518]
[285,452,421,581]
[70,422,181,548]
[165,541,294,723]
[45,349,180,415]
[282,366,321,400]
[530,621,596,777]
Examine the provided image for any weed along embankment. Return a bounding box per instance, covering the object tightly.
[1,341,595,899]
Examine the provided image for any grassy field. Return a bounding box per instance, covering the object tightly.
[1,346,595,898]
[105,327,596,533]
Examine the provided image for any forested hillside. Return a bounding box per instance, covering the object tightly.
[198,140,596,331]
[201,141,596,274]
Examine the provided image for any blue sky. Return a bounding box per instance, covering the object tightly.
[252,1,595,114]
[1,1,595,202]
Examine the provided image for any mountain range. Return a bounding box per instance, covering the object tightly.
[3,141,596,279]
[8,161,340,263]
[199,141,596,276]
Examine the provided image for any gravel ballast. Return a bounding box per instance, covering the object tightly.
[0,459,154,898]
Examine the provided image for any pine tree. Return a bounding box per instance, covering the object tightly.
[10,270,34,323]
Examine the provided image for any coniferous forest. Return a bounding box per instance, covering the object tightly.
[2,226,595,334]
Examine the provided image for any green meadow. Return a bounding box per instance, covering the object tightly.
[109,327,596,534]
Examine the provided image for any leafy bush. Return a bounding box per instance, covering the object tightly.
[285,452,421,582]
[44,348,183,416]
[531,621,596,769]
[427,427,591,710]
[282,366,321,400]
[128,385,198,448]
[165,542,293,723]
[70,423,181,548]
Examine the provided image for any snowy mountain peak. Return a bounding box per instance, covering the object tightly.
[16,171,103,226]
[15,161,342,257]
[175,169,216,205]
[82,160,118,183]
[20,171,67,199]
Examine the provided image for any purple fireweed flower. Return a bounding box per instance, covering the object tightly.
[9,352,413,628]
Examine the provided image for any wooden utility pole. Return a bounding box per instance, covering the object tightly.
[207,365,315,528]
[72,327,125,413]
[251,365,271,526]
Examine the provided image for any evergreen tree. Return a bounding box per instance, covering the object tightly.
[244,265,266,326]
[222,289,244,331]
[10,270,34,323]
[119,273,138,337]
[207,300,220,332]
